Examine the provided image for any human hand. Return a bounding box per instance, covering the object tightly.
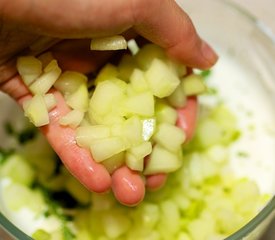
[0,0,218,205]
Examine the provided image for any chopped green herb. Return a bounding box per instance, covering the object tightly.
[18,127,37,144]
[199,69,212,78]
[237,151,249,158]
[4,121,37,144]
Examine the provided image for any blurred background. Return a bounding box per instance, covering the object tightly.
[233,0,275,239]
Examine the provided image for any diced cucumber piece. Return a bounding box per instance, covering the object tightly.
[125,152,144,171]
[102,152,125,174]
[158,200,181,235]
[182,74,206,96]
[94,64,118,85]
[123,91,154,117]
[17,56,42,86]
[44,93,57,111]
[76,125,111,148]
[54,71,88,96]
[167,82,187,108]
[23,94,50,127]
[37,52,54,68]
[144,145,182,175]
[135,44,166,70]
[127,39,139,55]
[90,35,127,51]
[90,137,126,162]
[118,54,137,81]
[3,183,45,212]
[145,58,180,98]
[153,123,186,152]
[129,69,149,93]
[0,154,35,186]
[155,101,178,125]
[59,109,84,128]
[101,210,131,239]
[29,60,61,95]
[120,116,143,146]
[89,80,125,116]
[65,83,89,111]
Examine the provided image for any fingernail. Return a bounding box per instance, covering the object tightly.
[201,41,218,67]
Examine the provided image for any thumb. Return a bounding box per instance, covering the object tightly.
[133,0,218,69]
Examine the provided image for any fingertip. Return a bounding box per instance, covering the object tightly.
[200,40,219,69]
[146,173,167,191]
[111,166,145,206]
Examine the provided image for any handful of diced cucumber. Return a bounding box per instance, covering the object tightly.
[17,40,206,176]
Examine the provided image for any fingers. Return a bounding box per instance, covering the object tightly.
[132,0,218,69]
[111,166,145,206]
[176,96,198,142]
[146,173,167,191]
[39,91,112,193]
[2,0,217,69]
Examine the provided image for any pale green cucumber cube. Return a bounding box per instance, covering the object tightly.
[59,109,84,128]
[89,80,125,116]
[65,83,89,111]
[3,183,45,212]
[128,141,152,159]
[0,154,35,186]
[29,59,61,95]
[102,151,125,174]
[37,52,54,68]
[166,59,187,77]
[123,91,154,117]
[155,101,178,125]
[90,137,126,162]
[125,152,144,171]
[94,64,118,85]
[129,68,149,93]
[231,178,260,214]
[17,56,42,86]
[135,44,166,70]
[76,125,111,148]
[118,54,137,81]
[44,93,57,111]
[127,39,139,55]
[120,116,143,146]
[134,202,160,229]
[23,94,49,127]
[54,71,88,96]
[182,74,206,96]
[142,118,156,141]
[196,119,224,149]
[145,58,180,98]
[187,218,215,240]
[153,123,186,152]
[167,82,187,108]
[101,210,131,239]
[144,145,182,175]
[90,35,127,51]
[158,200,181,235]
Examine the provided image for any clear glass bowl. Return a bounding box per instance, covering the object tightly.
[1,0,275,239]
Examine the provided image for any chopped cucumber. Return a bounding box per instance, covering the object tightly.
[90,35,127,51]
